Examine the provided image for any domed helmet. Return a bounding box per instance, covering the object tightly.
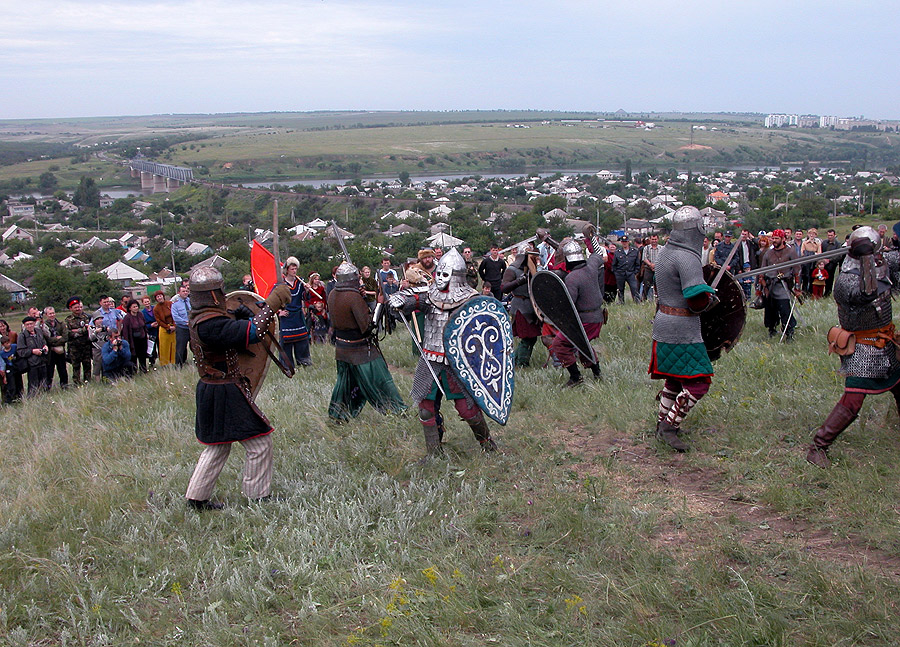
[559,238,585,263]
[668,205,707,256]
[845,225,882,292]
[434,247,467,291]
[189,266,225,308]
[848,226,881,256]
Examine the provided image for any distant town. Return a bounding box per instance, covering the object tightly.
[764,113,900,131]
[2,156,898,310]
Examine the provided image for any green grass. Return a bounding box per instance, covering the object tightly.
[2,298,900,645]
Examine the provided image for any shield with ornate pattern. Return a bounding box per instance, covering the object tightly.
[443,296,514,425]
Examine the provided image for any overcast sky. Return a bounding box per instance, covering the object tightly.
[2,0,897,120]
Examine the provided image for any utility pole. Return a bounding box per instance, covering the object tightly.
[171,233,177,278]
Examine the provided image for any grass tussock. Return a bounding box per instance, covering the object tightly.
[2,297,900,645]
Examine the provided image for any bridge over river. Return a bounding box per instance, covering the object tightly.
[129,160,193,194]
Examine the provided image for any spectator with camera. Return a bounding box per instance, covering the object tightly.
[101,328,132,381]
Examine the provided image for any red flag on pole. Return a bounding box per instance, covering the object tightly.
[251,241,279,298]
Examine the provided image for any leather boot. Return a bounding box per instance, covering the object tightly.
[467,415,498,452]
[656,421,689,452]
[422,425,444,457]
[806,402,857,468]
[564,364,583,387]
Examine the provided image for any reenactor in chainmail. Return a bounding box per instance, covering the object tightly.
[550,238,606,386]
[389,247,498,457]
[806,227,900,468]
[500,242,541,367]
[648,206,719,452]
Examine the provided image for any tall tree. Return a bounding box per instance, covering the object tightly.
[73,176,100,208]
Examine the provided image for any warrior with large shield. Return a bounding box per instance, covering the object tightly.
[536,237,606,386]
[183,266,292,510]
[648,206,720,451]
[806,227,900,468]
[390,247,510,457]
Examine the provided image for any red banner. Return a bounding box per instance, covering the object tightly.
[250,241,279,298]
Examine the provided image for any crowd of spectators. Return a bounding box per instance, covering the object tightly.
[0,282,194,404]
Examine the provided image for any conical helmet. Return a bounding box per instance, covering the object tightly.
[434,247,467,290]
[335,260,359,285]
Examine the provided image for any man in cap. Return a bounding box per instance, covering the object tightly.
[279,256,313,368]
[807,227,900,467]
[405,248,436,287]
[550,238,606,386]
[611,236,640,303]
[183,266,292,510]
[648,206,719,451]
[390,248,498,457]
[500,242,541,368]
[16,316,49,396]
[327,261,406,421]
[821,228,841,297]
[64,297,93,385]
[758,229,801,341]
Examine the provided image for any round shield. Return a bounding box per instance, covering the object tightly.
[700,266,746,362]
[225,289,279,399]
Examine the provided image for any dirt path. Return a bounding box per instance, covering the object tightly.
[556,424,900,578]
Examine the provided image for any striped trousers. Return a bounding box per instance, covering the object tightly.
[185,434,273,501]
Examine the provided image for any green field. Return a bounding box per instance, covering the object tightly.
[1,111,898,191]
[2,299,900,645]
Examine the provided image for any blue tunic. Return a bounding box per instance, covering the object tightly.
[280,277,310,344]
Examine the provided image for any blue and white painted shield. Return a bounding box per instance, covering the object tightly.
[444,296,514,425]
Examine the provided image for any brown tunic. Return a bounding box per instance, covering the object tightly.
[327,287,381,365]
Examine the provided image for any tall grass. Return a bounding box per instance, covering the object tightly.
[2,298,900,645]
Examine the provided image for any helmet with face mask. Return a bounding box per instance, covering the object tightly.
[668,206,707,257]
[433,247,467,290]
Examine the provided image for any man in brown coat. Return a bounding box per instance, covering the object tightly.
[327,261,406,421]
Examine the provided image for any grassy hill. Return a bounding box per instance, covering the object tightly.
[2,111,899,191]
[2,298,900,645]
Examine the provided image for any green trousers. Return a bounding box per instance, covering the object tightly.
[328,357,407,421]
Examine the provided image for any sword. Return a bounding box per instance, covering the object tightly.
[739,246,847,282]
[396,309,446,398]
[711,238,742,290]
[331,220,352,263]
[779,279,800,343]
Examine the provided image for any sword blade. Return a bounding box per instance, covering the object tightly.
[740,246,847,282]
[397,309,446,398]
[711,239,742,289]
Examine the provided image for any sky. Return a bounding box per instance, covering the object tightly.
[2,0,898,120]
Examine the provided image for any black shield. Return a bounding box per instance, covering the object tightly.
[700,266,746,362]
[530,271,595,362]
